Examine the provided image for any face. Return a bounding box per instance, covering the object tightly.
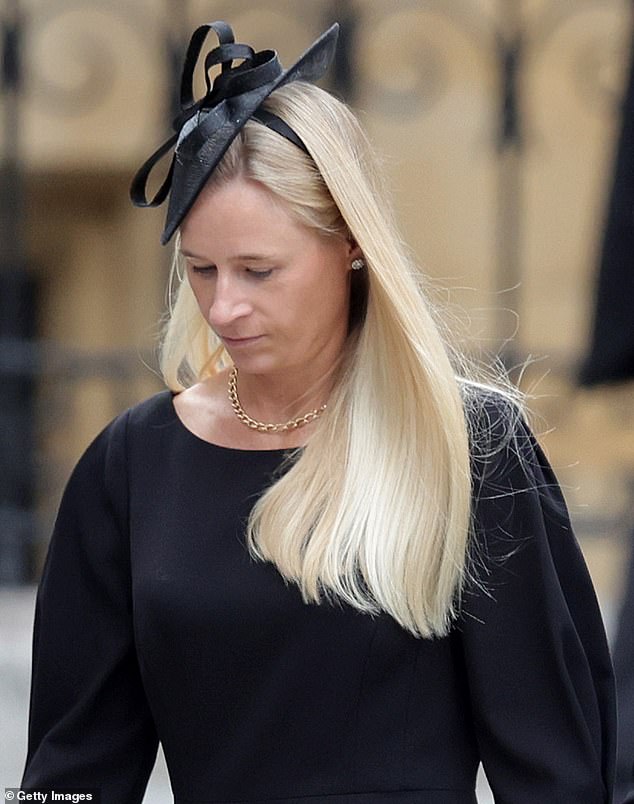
[179,176,360,379]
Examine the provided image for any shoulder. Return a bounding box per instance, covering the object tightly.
[65,390,175,503]
[460,384,575,576]
[461,383,542,491]
[44,397,177,581]
[124,388,176,431]
[461,382,572,553]
[71,390,173,465]
[87,389,176,454]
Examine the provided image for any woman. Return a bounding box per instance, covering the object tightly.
[21,20,616,804]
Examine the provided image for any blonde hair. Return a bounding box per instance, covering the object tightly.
[160,82,514,638]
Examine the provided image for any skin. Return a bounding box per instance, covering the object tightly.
[173,176,361,450]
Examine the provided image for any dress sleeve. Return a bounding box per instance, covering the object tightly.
[21,412,159,803]
[459,401,616,803]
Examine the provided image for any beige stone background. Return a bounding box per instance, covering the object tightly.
[3,0,629,598]
[2,0,634,798]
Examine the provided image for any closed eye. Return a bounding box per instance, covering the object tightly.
[188,264,273,280]
[246,268,273,279]
[190,264,216,276]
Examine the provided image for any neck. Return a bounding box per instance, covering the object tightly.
[231,363,337,426]
[229,368,325,433]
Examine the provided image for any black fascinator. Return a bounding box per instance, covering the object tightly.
[130,20,340,245]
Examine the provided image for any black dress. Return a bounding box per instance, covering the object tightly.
[21,391,616,803]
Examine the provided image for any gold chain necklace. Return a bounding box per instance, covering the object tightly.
[227,366,327,433]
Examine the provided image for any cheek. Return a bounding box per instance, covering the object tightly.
[187,278,211,316]
[293,273,349,338]
[313,264,350,313]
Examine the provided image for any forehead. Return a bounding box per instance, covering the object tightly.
[179,177,313,257]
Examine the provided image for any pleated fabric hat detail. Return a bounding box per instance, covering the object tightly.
[130,20,340,244]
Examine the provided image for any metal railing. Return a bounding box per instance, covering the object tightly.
[0,0,628,582]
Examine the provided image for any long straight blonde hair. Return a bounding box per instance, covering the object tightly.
[161,82,503,638]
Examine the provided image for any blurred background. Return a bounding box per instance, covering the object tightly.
[1,0,633,800]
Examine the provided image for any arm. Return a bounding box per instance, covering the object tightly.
[21,413,159,803]
[459,401,616,803]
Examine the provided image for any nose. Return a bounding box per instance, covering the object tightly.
[206,273,253,329]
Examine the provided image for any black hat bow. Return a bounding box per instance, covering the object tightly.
[130,20,339,244]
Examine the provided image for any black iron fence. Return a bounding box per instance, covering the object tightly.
[0,0,629,582]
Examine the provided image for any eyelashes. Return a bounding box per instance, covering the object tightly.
[189,265,274,280]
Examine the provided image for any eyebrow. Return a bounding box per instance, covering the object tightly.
[179,249,275,262]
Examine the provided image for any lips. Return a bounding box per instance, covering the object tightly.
[220,335,263,346]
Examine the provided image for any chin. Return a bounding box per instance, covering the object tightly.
[229,354,280,375]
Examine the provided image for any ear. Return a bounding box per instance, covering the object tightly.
[346,237,363,262]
